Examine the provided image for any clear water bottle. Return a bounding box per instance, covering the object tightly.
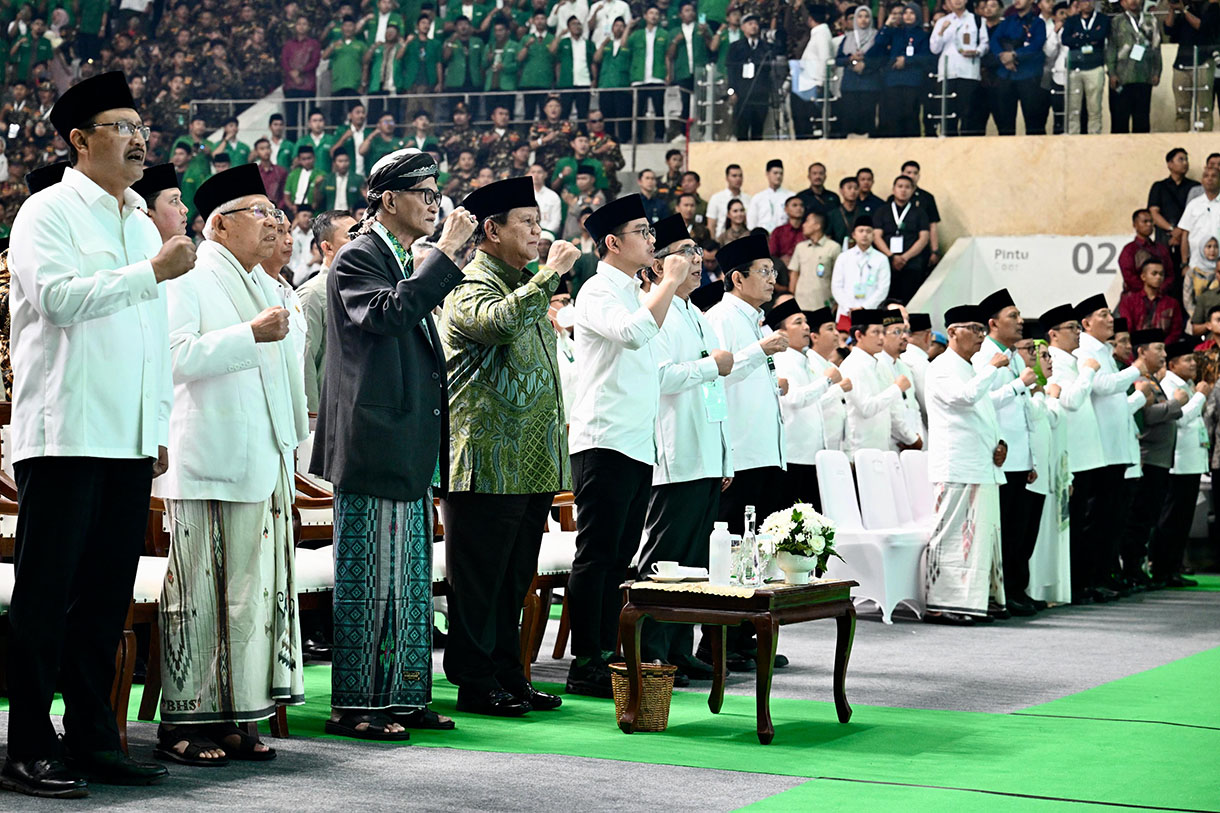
[741,505,761,587]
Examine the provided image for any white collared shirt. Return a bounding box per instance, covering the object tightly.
[1159,370,1209,475]
[810,348,847,451]
[706,187,750,233]
[746,186,794,231]
[8,167,172,462]
[705,293,784,471]
[653,296,733,484]
[830,245,890,318]
[1074,332,1141,467]
[929,10,989,81]
[798,22,834,89]
[1179,191,1220,269]
[643,25,660,83]
[878,351,924,450]
[972,336,1034,471]
[570,34,592,86]
[1047,345,1103,472]
[926,349,1003,484]
[681,21,696,72]
[590,0,631,44]
[569,261,662,463]
[838,346,904,454]
[293,168,313,205]
[549,0,590,30]
[901,342,930,420]
[334,172,350,210]
[1026,392,1061,496]
[535,184,563,235]
[350,125,368,175]
[772,346,831,464]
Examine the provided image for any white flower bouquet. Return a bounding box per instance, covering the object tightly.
[760,503,840,580]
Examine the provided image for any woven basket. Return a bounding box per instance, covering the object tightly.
[608,662,678,732]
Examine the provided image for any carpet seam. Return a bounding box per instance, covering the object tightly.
[1010,712,1220,732]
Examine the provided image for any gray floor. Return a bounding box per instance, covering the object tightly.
[4,587,1218,811]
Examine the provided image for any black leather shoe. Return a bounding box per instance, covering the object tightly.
[923,611,976,626]
[1,758,88,798]
[988,602,1010,620]
[456,688,532,717]
[1020,593,1049,611]
[1091,586,1120,602]
[63,748,167,787]
[510,684,562,711]
[773,653,790,668]
[565,659,613,698]
[973,613,995,624]
[672,654,714,680]
[671,670,691,688]
[303,637,332,660]
[1007,597,1037,617]
[1071,591,1094,606]
[726,652,757,672]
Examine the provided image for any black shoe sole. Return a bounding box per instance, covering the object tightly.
[453,701,532,717]
[0,777,89,799]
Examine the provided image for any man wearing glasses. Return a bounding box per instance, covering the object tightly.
[151,164,308,766]
[566,195,690,697]
[924,304,1011,626]
[1041,303,1103,606]
[4,72,195,798]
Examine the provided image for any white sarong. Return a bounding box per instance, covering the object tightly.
[925,482,1005,616]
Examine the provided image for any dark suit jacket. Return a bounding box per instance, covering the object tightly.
[310,231,463,502]
[727,37,775,107]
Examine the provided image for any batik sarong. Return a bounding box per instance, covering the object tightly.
[160,467,304,723]
[925,481,1005,616]
[331,489,434,710]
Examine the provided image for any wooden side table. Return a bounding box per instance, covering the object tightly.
[617,579,857,744]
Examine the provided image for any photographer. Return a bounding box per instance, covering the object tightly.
[1165,0,1220,132]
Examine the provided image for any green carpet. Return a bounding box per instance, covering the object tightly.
[1172,573,1220,592]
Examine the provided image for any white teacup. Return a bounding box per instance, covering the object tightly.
[651,560,680,578]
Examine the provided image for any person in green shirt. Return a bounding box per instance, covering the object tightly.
[666,1,714,136]
[550,133,609,195]
[361,0,406,43]
[298,110,338,175]
[268,114,296,168]
[595,17,632,142]
[442,0,491,35]
[312,151,366,211]
[626,7,670,140]
[553,17,595,120]
[323,15,370,119]
[483,15,520,114]
[76,0,108,60]
[284,146,322,215]
[402,12,445,118]
[330,102,375,177]
[210,117,252,166]
[172,117,215,181]
[516,12,556,122]
[442,16,486,118]
[8,20,52,84]
[363,23,410,124]
[360,112,407,169]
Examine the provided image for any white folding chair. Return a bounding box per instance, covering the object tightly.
[900,449,934,526]
[816,449,927,624]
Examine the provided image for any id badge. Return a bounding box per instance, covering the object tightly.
[1081,44,1094,55]
[889,234,905,254]
[1130,43,1146,61]
[6,123,18,139]
[702,378,728,423]
[905,45,914,57]
[962,31,971,46]
[816,262,826,277]
[743,61,756,79]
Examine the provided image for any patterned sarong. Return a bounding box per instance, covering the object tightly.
[925,482,1005,617]
[331,489,434,710]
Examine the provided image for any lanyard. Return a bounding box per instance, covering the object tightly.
[1080,12,1096,32]
[1127,12,1144,41]
[891,201,911,230]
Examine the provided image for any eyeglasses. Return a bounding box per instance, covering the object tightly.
[221,204,280,221]
[748,268,778,281]
[1053,322,1083,332]
[82,120,151,140]
[395,188,442,206]
[656,244,704,259]
[615,225,656,240]
[885,328,911,337]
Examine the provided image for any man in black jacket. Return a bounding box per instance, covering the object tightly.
[727,14,776,141]
[311,148,476,741]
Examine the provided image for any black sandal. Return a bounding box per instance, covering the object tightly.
[201,723,278,761]
[390,707,455,730]
[324,710,412,742]
[153,725,230,767]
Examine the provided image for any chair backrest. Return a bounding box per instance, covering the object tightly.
[884,450,915,526]
[901,449,934,524]
[853,448,902,530]
[815,449,864,531]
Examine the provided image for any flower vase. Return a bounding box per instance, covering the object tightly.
[776,551,819,585]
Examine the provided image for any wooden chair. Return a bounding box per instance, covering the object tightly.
[521,493,577,664]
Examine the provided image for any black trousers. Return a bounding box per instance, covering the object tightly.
[599,88,633,142]
[569,449,652,658]
[635,85,667,141]
[718,465,787,534]
[786,463,821,511]
[995,76,1045,136]
[1123,465,1168,578]
[1071,464,1125,594]
[441,490,555,695]
[734,101,768,141]
[881,85,921,138]
[522,90,550,123]
[1109,82,1152,133]
[943,78,986,136]
[1105,475,1138,582]
[1048,82,1066,134]
[676,76,695,123]
[999,470,1045,598]
[791,92,820,139]
[1152,472,1202,581]
[7,456,153,761]
[561,89,591,122]
[639,478,721,663]
[1067,466,1098,596]
[888,263,928,304]
[837,90,878,136]
[283,88,314,134]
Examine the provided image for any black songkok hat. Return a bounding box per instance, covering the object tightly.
[1112,316,1129,334]
[718,233,770,276]
[25,161,70,194]
[765,158,783,171]
[852,214,874,230]
[764,297,802,330]
[193,164,267,222]
[576,163,598,177]
[554,274,570,296]
[943,304,983,326]
[1022,318,1043,342]
[978,288,1015,320]
[908,312,932,332]
[49,71,138,139]
[805,306,835,331]
[852,308,888,327]
[584,194,647,243]
[1166,338,1197,361]
[367,148,439,194]
[1074,293,1109,323]
[1039,303,1077,330]
[462,176,537,221]
[1130,328,1165,347]
[881,309,905,326]
[131,163,179,202]
[653,213,690,250]
[690,281,725,312]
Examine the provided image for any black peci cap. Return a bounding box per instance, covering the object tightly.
[193,164,268,223]
[584,194,647,243]
[461,175,537,221]
[49,71,138,139]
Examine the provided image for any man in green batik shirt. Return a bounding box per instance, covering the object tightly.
[438,176,577,718]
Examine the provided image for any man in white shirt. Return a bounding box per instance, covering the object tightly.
[589,0,631,44]
[639,215,734,679]
[792,5,833,138]
[830,216,890,329]
[1040,302,1103,605]
[878,310,924,451]
[924,304,1009,625]
[902,312,933,423]
[929,0,990,136]
[567,195,689,697]
[972,289,1041,616]
[1177,165,1220,270]
[839,309,911,453]
[1074,293,1143,600]
[805,306,851,451]
[1152,339,1212,586]
[746,159,794,231]
[5,72,193,795]
[706,164,750,239]
[531,163,563,236]
[549,0,590,30]
[770,300,843,507]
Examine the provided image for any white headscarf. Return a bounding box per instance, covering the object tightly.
[842,5,876,55]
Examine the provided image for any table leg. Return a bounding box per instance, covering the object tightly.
[834,605,856,724]
[617,606,645,734]
[707,624,726,714]
[752,614,779,745]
